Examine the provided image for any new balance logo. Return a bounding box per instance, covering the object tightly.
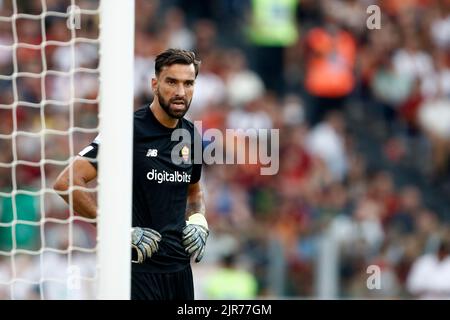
[146,149,158,157]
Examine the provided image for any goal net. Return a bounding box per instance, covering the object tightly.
[0,0,133,299]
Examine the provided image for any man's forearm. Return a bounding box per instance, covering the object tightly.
[54,157,98,220]
[185,190,205,218]
[183,183,208,263]
[62,188,97,219]
[56,178,97,219]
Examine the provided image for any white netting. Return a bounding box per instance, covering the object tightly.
[0,0,100,299]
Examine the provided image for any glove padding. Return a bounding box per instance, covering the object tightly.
[182,213,209,263]
[131,227,162,264]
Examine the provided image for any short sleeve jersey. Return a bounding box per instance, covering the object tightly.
[79,105,202,273]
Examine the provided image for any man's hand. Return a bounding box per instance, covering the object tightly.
[131,227,162,263]
[182,213,209,263]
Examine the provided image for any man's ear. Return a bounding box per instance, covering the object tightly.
[151,77,157,93]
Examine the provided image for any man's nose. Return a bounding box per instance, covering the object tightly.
[175,83,185,96]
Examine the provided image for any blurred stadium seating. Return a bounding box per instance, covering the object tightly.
[1,0,449,299]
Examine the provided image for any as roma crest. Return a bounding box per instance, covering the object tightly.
[181,145,190,163]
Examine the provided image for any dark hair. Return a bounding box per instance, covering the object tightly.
[154,48,201,77]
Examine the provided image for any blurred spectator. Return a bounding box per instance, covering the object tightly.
[162,7,195,50]
[389,186,422,235]
[303,12,356,125]
[407,236,450,299]
[392,36,433,91]
[246,0,299,94]
[188,52,227,119]
[322,0,367,39]
[429,1,450,50]
[282,94,306,126]
[370,54,415,130]
[222,49,265,109]
[306,111,348,181]
[351,198,385,253]
[226,97,273,131]
[421,50,450,99]
[365,171,397,223]
[204,252,258,299]
[417,98,450,178]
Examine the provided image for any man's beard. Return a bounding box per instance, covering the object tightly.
[157,91,191,119]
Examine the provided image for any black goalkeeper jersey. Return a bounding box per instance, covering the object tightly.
[79,105,202,273]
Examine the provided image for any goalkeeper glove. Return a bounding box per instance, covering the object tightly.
[182,213,209,263]
[131,227,162,264]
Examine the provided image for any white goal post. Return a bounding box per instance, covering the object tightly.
[97,0,134,299]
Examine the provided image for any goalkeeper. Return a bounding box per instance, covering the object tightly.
[54,49,208,300]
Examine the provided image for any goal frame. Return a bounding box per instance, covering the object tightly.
[97,0,135,299]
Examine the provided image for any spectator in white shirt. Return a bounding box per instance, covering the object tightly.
[406,237,450,299]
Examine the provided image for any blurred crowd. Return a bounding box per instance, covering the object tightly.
[1,0,450,299]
